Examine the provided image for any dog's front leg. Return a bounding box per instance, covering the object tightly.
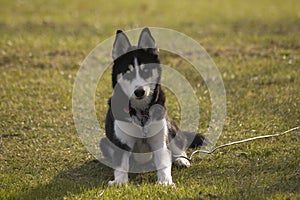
[148,125,173,186]
[154,148,173,186]
[109,150,131,186]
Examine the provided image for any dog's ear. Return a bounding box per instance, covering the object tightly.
[112,30,132,60]
[138,28,158,54]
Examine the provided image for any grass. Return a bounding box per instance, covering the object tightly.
[0,0,299,199]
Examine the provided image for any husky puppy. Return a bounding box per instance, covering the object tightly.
[100,28,206,186]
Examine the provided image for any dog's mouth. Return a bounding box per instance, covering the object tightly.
[135,96,145,100]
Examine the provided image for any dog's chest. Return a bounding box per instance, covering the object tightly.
[115,119,165,139]
[133,138,151,153]
[132,139,153,164]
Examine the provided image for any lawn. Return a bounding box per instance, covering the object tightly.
[0,0,299,199]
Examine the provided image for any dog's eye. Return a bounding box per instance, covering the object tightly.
[140,67,152,78]
[123,69,135,80]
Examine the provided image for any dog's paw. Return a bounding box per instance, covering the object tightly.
[157,172,173,186]
[174,157,191,168]
[108,171,129,186]
[157,179,175,187]
[158,181,175,187]
[108,179,128,186]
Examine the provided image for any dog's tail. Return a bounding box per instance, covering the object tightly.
[181,131,211,148]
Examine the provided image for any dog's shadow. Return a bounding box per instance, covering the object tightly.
[12,160,113,200]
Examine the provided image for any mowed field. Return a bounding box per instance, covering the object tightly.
[0,0,299,199]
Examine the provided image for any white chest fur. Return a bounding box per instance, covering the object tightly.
[115,119,166,139]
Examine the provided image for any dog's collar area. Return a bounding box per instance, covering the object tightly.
[128,107,150,127]
[123,106,149,116]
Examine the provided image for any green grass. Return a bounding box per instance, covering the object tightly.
[1,0,299,199]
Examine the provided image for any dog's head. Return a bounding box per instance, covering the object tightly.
[111,28,161,111]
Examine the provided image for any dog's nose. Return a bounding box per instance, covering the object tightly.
[134,87,145,98]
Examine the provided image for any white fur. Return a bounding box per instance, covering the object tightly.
[108,170,128,186]
[115,118,164,139]
[111,119,173,186]
[109,151,131,186]
[147,119,173,185]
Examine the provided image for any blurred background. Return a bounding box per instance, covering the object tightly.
[1,0,299,199]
